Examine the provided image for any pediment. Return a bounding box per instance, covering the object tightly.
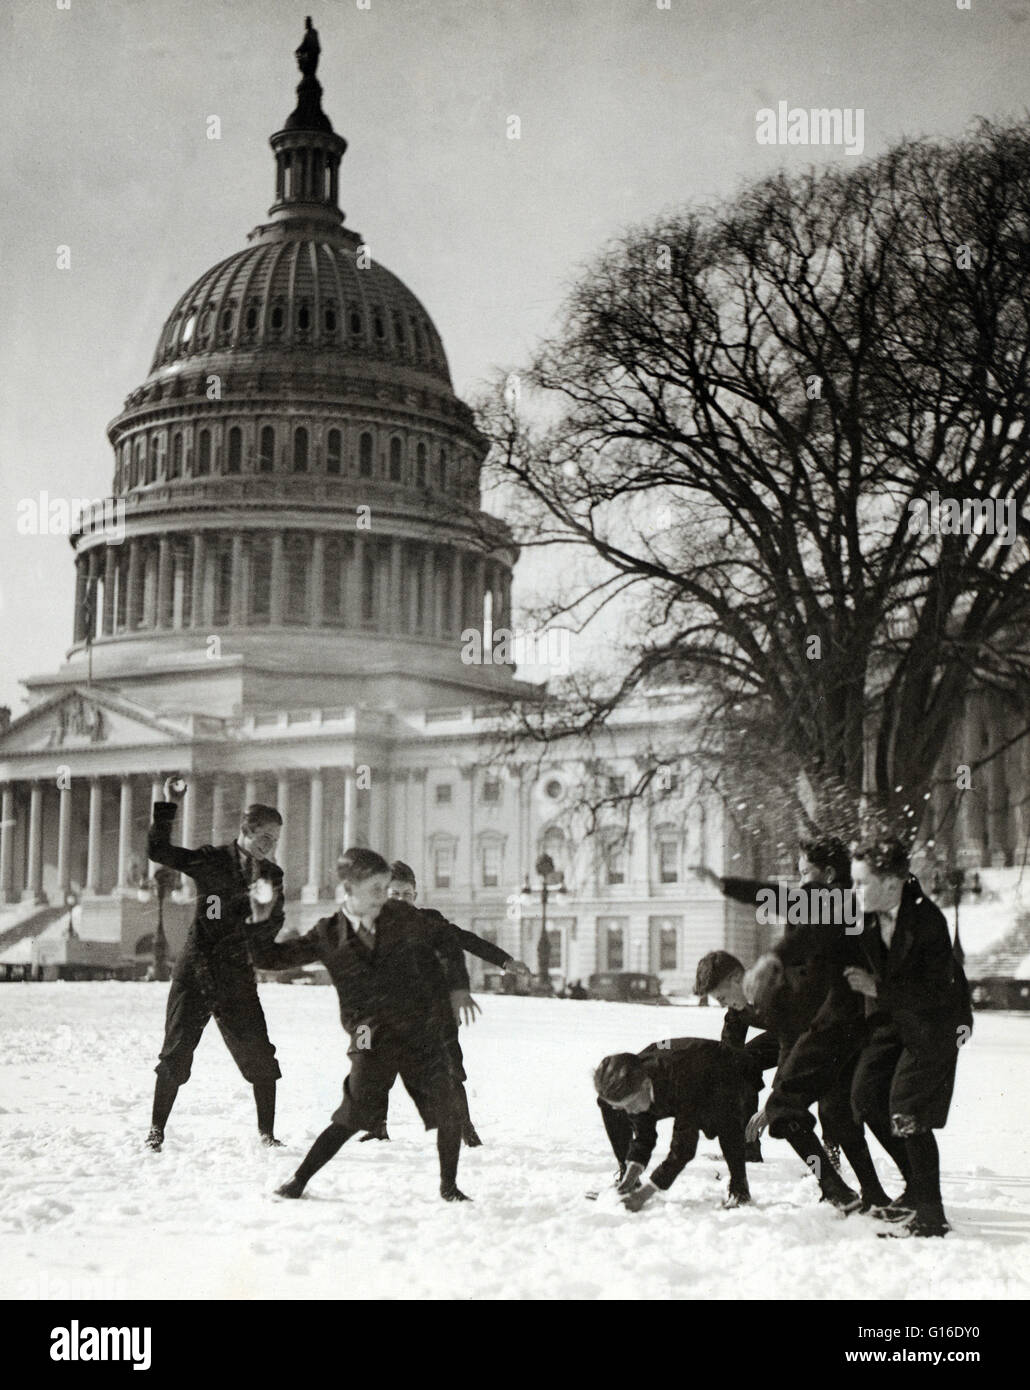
[0,688,184,753]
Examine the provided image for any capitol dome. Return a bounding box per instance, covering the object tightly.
[148,231,453,389]
[59,25,518,718]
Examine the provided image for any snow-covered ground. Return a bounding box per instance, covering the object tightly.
[1,983,1028,1301]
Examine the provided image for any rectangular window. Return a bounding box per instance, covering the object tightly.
[649,916,680,972]
[658,837,679,883]
[481,778,501,803]
[597,916,627,971]
[481,842,501,888]
[434,843,453,890]
[604,839,626,886]
[435,784,452,805]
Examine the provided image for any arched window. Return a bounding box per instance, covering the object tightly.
[227,426,242,474]
[297,304,311,333]
[374,312,385,340]
[326,428,342,475]
[245,304,258,335]
[170,433,183,479]
[359,431,374,478]
[540,826,566,871]
[196,429,211,476]
[259,426,275,472]
[393,313,405,347]
[389,437,403,482]
[416,442,427,487]
[324,306,337,334]
[293,426,308,473]
[349,309,362,335]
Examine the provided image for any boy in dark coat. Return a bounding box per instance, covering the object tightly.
[846,839,972,1237]
[247,847,475,1202]
[593,1039,754,1209]
[145,775,285,1151]
[695,944,864,1210]
[742,839,903,1210]
[358,861,530,1146]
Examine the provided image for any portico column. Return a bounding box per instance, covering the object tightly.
[372,769,389,855]
[85,777,103,895]
[116,776,134,892]
[0,784,16,903]
[103,545,117,634]
[148,777,164,878]
[243,777,258,809]
[270,532,285,625]
[391,771,408,861]
[210,778,227,845]
[302,768,325,903]
[179,776,196,890]
[310,534,325,626]
[340,765,356,853]
[276,772,290,886]
[23,781,46,903]
[190,532,206,628]
[56,783,73,896]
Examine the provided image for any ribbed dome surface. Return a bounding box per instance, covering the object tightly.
[149,232,452,386]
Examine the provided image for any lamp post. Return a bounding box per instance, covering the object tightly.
[137,866,177,981]
[520,852,566,992]
[931,864,981,965]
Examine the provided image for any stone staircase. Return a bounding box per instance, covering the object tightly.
[0,902,69,956]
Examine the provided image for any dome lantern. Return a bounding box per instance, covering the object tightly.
[268,18,347,230]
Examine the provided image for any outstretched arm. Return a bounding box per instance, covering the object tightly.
[416,909,471,992]
[147,801,207,876]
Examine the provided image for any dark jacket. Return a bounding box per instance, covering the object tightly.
[147,801,284,983]
[621,1038,754,1188]
[855,878,972,1053]
[419,906,512,971]
[245,898,469,1050]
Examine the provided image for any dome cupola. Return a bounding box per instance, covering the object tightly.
[62,20,518,718]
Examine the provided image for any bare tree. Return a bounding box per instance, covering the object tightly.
[478,118,1030,844]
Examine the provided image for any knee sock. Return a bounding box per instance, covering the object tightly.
[904,1131,942,1208]
[784,1126,854,1198]
[838,1134,891,1200]
[151,1075,180,1132]
[254,1081,276,1136]
[294,1123,354,1188]
[863,1116,912,1186]
[437,1116,462,1191]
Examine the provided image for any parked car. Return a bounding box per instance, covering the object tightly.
[970,976,1030,1011]
[587,971,670,1005]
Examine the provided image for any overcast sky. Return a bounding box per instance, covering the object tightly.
[1,0,1028,711]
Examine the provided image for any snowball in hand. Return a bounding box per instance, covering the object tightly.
[251,878,274,905]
